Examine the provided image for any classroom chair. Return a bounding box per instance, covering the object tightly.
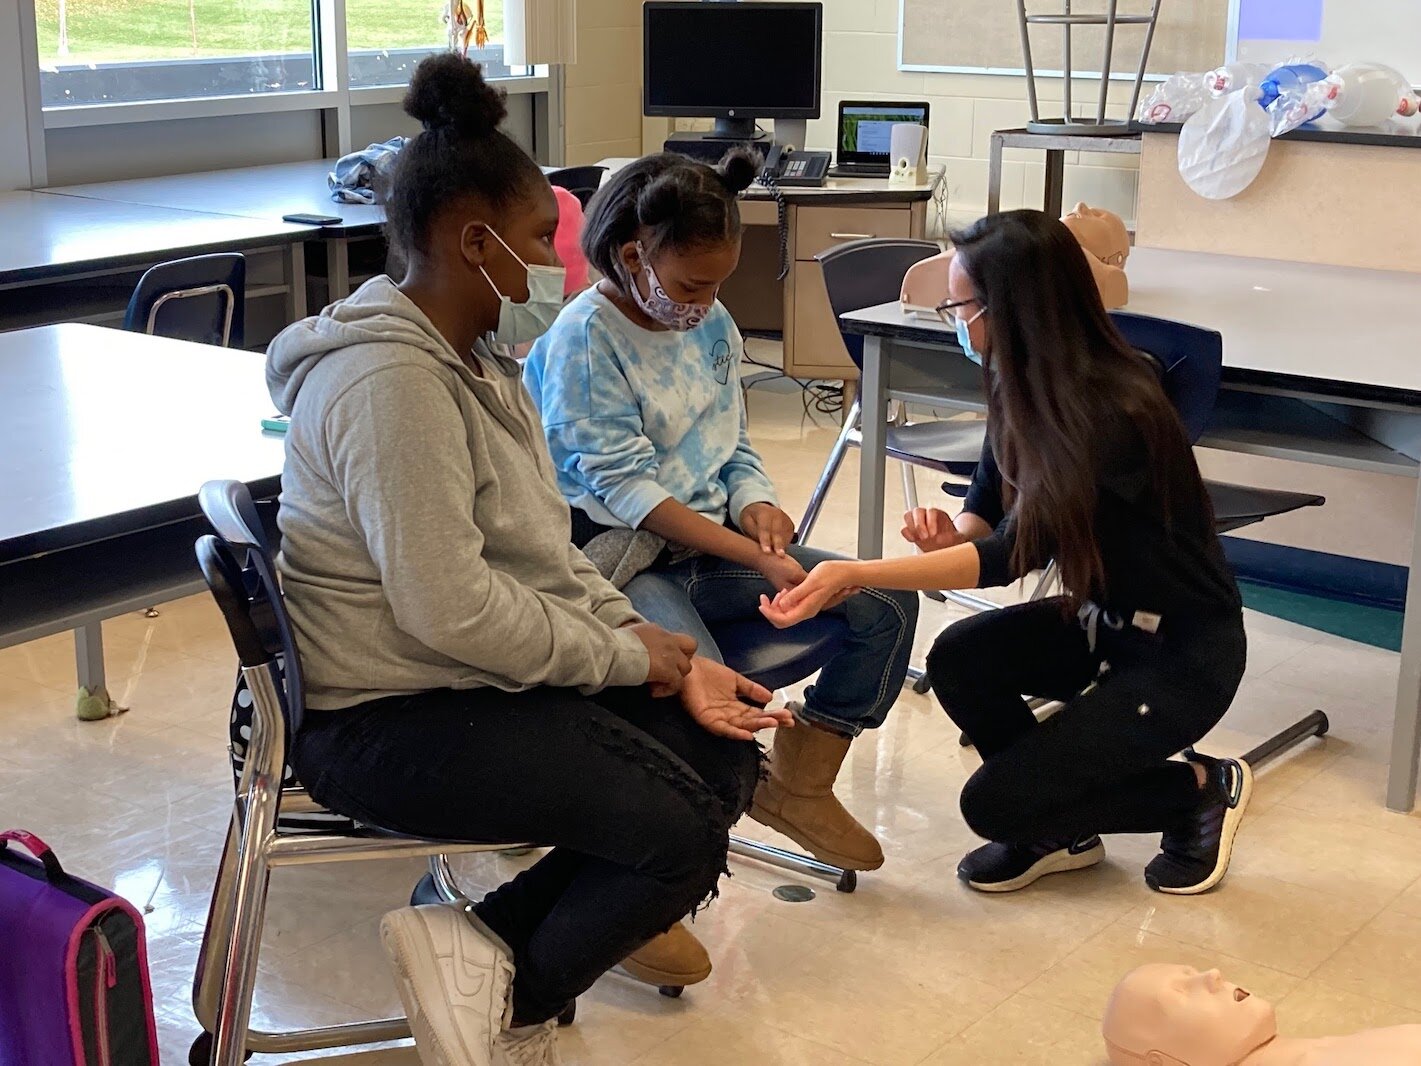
[1107,312,1326,533]
[546,165,607,207]
[797,238,987,548]
[188,480,573,1066]
[124,253,246,349]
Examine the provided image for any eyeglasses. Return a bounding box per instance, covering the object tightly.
[934,298,987,329]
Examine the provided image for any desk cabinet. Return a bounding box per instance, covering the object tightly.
[719,197,930,382]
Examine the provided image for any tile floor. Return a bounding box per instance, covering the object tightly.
[3,381,1420,1065]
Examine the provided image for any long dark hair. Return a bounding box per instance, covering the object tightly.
[951,210,1196,604]
[581,151,758,284]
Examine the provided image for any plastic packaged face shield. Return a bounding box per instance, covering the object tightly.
[1177,88,1271,200]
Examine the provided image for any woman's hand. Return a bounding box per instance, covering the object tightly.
[679,657,791,740]
[628,622,697,697]
[901,507,967,553]
[739,502,796,557]
[756,551,809,593]
[758,560,858,628]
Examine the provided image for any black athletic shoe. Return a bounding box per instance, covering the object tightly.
[1145,754,1253,895]
[957,834,1105,893]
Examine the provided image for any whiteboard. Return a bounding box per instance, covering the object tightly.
[1230,0,1421,84]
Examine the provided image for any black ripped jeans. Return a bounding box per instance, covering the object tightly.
[291,684,759,1026]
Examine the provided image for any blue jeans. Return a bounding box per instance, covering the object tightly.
[622,545,918,736]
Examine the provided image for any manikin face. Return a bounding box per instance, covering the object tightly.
[1061,201,1130,267]
[1102,964,1278,1066]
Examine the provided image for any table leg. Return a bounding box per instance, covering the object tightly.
[74,623,114,721]
[286,241,307,322]
[1044,148,1065,217]
[1387,476,1421,811]
[857,336,889,559]
[326,238,352,301]
[987,134,1005,216]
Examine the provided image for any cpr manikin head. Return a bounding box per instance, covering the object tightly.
[1060,201,1130,309]
[1102,964,1278,1066]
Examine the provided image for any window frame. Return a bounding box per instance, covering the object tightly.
[30,0,549,141]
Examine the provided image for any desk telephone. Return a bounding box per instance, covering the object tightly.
[756,145,832,281]
[760,145,831,188]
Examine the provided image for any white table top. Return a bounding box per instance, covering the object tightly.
[1125,247,1420,397]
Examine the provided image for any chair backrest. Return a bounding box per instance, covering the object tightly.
[815,238,941,371]
[124,253,247,348]
[547,165,608,208]
[1109,311,1222,445]
[197,479,306,734]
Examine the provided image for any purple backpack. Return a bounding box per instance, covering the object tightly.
[0,830,159,1066]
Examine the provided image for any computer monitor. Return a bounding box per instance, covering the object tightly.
[837,100,931,167]
[643,1,823,142]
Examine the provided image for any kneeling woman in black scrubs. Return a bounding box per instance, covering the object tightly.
[760,210,1250,896]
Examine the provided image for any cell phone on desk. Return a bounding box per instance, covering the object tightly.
[261,414,290,434]
[282,212,343,226]
[760,145,831,188]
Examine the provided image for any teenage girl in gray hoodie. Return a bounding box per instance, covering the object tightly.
[264,55,790,1066]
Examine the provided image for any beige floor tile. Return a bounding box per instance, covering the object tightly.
[1275,979,1421,1039]
[729,938,1010,1066]
[917,993,1109,1066]
[1311,907,1421,1012]
[631,1015,873,1066]
[1228,804,1421,912]
[1021,920,1299,1019]
[1280,754,1421,841]
[1118,874,1384,978]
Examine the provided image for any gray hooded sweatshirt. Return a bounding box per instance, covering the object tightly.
[266,276,650,710]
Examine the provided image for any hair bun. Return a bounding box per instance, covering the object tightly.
[636,172,683,226]
[404,53,508,137]
[716,148,759,195]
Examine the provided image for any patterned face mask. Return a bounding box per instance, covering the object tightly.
[623,242,715,332]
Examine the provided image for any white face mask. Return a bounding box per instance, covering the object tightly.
[478,227,567,345]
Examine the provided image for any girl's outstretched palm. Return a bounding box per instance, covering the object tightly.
[758,561,857,628]
[680,657,791,741]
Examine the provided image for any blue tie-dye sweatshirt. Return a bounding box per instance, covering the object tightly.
[523,287,779,531]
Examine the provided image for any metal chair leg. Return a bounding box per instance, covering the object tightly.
[210,664,285,1066]
[729,835,857,893]
[428,853,471,904]
[799,398,860,545]
[192,816,242,1034]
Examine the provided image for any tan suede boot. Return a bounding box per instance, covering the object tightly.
[749,718,884,871]
[616,922,712,988]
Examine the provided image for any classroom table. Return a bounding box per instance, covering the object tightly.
[48,159,566,304]
[842,245,1421,812]
[0,323,285,712]
[0,190,313,329]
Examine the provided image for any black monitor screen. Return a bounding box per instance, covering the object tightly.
[644,2,823,118]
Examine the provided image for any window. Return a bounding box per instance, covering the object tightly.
[35,0,320,108]
[346,0,531,89]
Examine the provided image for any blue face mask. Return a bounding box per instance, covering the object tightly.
[955,316,981,366]
[953,306,987,366]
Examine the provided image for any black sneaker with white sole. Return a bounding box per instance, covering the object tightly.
[957,834,1105,893]
[1145,753,1253,895]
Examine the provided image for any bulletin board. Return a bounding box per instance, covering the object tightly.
[898,0,1232,80]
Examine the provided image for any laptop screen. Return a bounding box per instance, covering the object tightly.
[838,102,930,165]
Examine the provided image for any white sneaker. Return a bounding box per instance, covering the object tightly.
[493,1019,563,1066]
[380,904,515,1066]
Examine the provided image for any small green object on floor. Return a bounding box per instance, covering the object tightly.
[75,687,126,721]
[1239,580,1402,652]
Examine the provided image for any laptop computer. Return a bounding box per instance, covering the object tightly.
[829,100,931,178]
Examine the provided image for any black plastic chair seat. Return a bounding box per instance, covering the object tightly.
[717,615,850,693]
[883,418,986,477]
[1207,479,1325,534]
